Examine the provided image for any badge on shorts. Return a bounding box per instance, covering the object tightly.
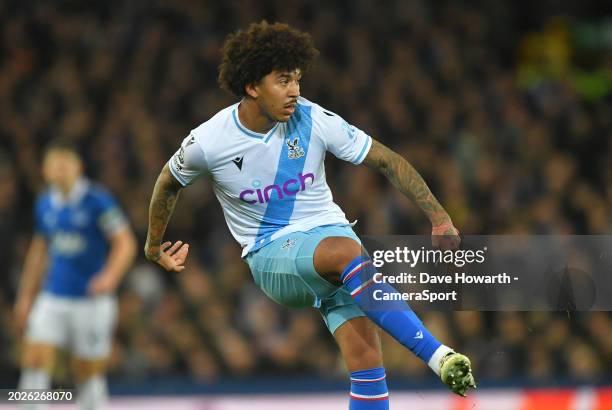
[281,238,296,250]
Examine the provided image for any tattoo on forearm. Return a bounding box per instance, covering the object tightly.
[363,140,449,225]
[145,165,182,260]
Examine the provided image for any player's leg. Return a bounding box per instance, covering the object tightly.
[71,357,109,410]
[292,227,388,409]
[333,317,389,409]
[18,294,67,402]
[70,294,117,410]
[19,343,57,391]
[314,237,445,361]
[314,236,475,396]
[334,317,382,371]
[245,228,390,409]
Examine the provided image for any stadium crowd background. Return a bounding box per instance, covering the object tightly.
[0,0,610,390]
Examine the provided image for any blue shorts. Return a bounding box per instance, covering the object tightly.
[245,225,366,335]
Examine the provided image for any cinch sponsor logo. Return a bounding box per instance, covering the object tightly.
[239,172,315,204]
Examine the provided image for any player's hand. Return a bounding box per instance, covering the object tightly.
[431,221,461,251]
[88,271,119,295]
[147,240,190,272]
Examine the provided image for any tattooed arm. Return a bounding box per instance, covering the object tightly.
[144,164,190,272]
[362,139,460,247]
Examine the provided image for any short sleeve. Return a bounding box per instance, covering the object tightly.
[168,133,208,186]
[96,191,129,237]
[317,109,372,165]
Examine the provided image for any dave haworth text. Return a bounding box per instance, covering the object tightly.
[373,272,513,285]
[370,272,515,303]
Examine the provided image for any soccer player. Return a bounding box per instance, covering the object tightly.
[14,140,137,409]
[144,22,476,408]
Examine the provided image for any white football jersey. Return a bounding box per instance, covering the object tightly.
[168,97,372,256]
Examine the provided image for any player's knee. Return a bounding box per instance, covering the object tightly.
[22,343,56,372]
[72,358,107,383]
[314,237,362,283]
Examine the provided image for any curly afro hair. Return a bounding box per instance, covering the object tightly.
[218,21,319,97]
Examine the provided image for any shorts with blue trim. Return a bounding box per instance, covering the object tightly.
[245,224,366,335]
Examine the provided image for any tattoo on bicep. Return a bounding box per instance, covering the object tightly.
[363,140,388,171]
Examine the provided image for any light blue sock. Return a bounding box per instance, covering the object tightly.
[341,255,441,363]
[349,367,389,410]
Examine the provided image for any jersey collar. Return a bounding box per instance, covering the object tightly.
[50,177,89,208]
[232,106,279,143]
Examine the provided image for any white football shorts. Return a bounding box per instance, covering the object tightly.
[26,292,117,359]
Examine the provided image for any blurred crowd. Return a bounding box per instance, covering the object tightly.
[0,0,610,386]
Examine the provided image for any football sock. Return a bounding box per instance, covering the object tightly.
[18,368,51,390]
[349,367,389,409]
[341,255,442,363]
[18,368,51,410]
[77,375,107,410]
[428,344,455,375]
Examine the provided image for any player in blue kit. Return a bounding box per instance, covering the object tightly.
[144,22,475,408]
[14,140,137,409]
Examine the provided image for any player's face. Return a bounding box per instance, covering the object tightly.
[42,149,83,191]
[255,69,301,122]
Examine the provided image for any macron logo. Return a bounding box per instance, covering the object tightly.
[232,156,244,170]
[239,172,314,204]
[414,331,423,339]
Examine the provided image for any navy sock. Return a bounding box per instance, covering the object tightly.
[341,256,441,363]
[349,367,389,409]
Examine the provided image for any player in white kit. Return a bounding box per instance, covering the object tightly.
[14,140,137,409]
[144,22,475,408]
